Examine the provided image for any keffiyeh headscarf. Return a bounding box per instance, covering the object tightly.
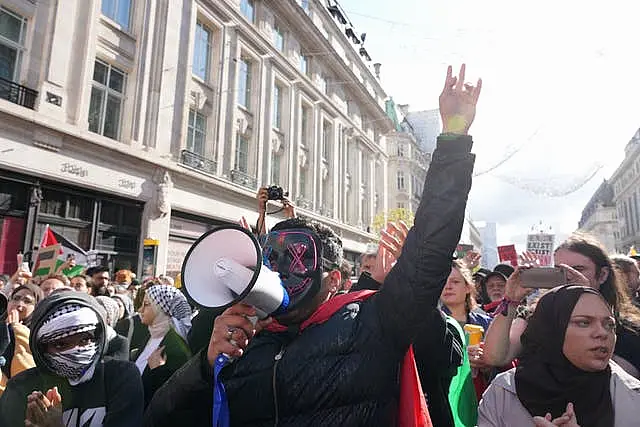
[95,296,119,328]
[36,303,101,385]
[146,285,192,340]
[112,293,134,319]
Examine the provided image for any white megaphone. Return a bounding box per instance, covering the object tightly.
[181,224,289,319]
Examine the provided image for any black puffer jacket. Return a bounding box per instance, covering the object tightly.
[144,135,475,427]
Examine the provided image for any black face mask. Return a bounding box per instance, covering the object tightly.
[261,228,329,310]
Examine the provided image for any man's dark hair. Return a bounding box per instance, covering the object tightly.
[89,266,110,276]
[271,217,344,268]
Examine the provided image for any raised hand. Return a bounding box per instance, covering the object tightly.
[282,199,296,219]
[439,64,482,135]
[371,222,409,284]
[505,267,534,302]
[256,188,269,214]
[5,308,19,325]
[463,250,482,270]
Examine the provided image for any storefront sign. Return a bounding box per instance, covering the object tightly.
[60,162,88,177]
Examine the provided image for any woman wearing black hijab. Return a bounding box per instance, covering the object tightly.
[478,285,640,427]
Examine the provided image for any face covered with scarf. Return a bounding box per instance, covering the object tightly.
[33,298,105,386]
[515,285,617,427]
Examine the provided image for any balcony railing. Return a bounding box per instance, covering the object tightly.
[296,197,313,210]
[180,150,216,176]
[0,77,38,110]
[230,169,257,189]
[318,205,333,218]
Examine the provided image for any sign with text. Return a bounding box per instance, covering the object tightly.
[497,244,518,267]
[526,233,555,266]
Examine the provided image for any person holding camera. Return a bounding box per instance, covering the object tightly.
[256,186,295,237]
[143,64,481,427]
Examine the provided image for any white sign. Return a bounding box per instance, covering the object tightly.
[526,233,555,266]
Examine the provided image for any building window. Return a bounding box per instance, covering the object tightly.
[101,0,131,30]
[300,54,309,76]
[271,151,280,185]
[235,135,249,173]
[300,0,310,13]
[240,0,255,23]
[318,73,327,94]
[397,144,405,157]
[300,105,310,146]
[272,84,282,129]
[88,60,126,140]
[299,166,307,197]
[397,202,405,210]
[322,121,331,160]
[0,6,26,81]
[397,171,405,190]
[237,58,251,109]
[273,23,285,52]
[187,109,206,156]
[193,21,212,80]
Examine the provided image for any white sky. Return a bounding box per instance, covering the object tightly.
[343,0,640,250]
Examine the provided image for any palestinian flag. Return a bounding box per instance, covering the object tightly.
[34,225,87,277]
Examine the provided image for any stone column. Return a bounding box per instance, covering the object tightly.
[139,169,172,276]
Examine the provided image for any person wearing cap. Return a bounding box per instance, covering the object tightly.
[481,264,514,314]
[473,268,492,305]
[0,291,143,426]
[144,64,481,427]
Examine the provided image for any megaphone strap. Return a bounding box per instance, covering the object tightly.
[213,354,231,427]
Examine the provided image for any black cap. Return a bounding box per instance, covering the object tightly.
[494,263,515,278]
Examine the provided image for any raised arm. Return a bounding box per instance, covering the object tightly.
[377,64,480,349]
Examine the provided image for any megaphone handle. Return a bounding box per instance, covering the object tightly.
[222,315,259,363]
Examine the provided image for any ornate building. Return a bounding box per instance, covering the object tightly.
[0,0,392,276]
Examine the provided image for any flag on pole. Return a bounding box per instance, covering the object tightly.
[33,225,87,277]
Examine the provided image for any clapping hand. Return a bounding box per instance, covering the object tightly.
[533,403,580,427]
[25,388,63,427]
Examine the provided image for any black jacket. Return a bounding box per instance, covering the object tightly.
[0,292,144,427]
[144,136,475,427]
[351,267,463,427]
[104,333,130,362]
[135,328,191,408]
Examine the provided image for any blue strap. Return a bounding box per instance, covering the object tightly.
[213,354,231,427]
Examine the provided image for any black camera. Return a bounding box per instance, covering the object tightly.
[267,185,288,201]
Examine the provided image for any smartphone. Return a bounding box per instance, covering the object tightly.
[520,267,567,288]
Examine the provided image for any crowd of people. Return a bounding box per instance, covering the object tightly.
[0,65,639,426]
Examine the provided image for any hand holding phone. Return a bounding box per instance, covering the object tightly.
[520,267,567,289]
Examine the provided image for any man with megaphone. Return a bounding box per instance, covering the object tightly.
[144,64,481,427]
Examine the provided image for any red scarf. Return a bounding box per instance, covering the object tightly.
[266,290,432,427]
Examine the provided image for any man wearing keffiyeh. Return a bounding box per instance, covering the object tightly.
[0,291,143,427]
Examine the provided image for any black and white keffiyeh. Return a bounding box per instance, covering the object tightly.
[37,304,99,344]
[146,285,192,340]
[36,303,101,385]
